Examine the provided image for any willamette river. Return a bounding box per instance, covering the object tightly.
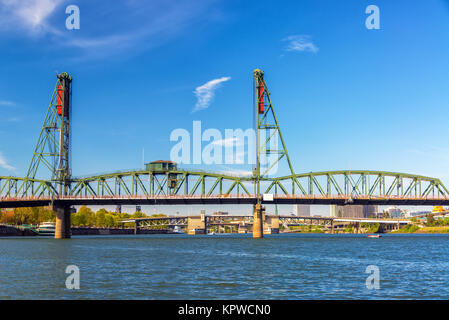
[0,233,448,299]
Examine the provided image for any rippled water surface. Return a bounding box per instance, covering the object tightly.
[1,234,448,299]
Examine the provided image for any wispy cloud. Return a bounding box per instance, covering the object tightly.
[0,100,15,107]
[408,145,449,162]
[218,166,253,177]
[282,35,318,53]
[193,77,231,113]
[211,137,244,147]
[0,1,218,60]
[0,153,15,171]
[0,0,65,34]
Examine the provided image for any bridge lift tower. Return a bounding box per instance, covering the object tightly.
[23,69,293,239]
[253,69,295,238]
[27,72,73,238]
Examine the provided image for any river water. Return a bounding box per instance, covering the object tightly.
[0,234,448,299]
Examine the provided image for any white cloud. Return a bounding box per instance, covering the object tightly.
[193,77,231,112]
[282,35,318,53]
[211,137,244,147]
[0,0,64,34]
[0,1,217,60]
[218,166,253,177]
[0,153,15,171]
[0,100,15,106]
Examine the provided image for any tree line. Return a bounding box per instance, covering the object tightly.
[0,206,162,228]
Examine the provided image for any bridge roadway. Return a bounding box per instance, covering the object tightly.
[123,214,410,226]
[121,214,409,236]
[2,194,449,209]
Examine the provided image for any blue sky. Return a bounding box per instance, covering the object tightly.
[1,0,449,215]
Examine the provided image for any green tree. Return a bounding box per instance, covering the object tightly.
[74,206,95,226]
[442,217,449,226]
[104,214,116,227]
[13,207,33,225]
[426,214,435,226]
[34,207,55,224]
[95,208,107,227]
[133,211,147,218]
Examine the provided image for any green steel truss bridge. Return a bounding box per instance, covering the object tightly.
[1,70,449,209]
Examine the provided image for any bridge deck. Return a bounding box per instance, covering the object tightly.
[2,194,449,208]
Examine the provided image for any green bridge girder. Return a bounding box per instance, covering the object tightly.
[1,170,448,199]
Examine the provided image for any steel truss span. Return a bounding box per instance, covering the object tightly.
[1,70,448,208]
[2,170,449,206]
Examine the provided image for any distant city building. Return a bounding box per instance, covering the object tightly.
[213,211,228,216]
[409,210,431,217]
[293,205,310,217]
[330,205,378,218]
[330,205,337,217]
[362,205,377,218]
[385,207,402,218]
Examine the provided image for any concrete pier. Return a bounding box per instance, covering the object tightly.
[253,203,265,238]
[187,212,206,235]
[53,204,71,239]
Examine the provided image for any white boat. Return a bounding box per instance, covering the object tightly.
[207,231,215,235]
[172,226,184,234]
[367,234,381,238]
[37,222,55,236]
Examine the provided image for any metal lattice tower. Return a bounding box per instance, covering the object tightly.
[26,72,72,195]
[254,69,295,200]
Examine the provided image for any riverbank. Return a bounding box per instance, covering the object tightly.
[0,225,37,236]
[393,225,449,234]
[71,227,170,235]
[0,225,172,237]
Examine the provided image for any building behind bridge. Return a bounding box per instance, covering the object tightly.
[293,205,311,216]
[330,205,378,218]
[213,211,228,216]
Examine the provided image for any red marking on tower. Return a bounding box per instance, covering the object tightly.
[258,83,264,114]
[56,85,69,116]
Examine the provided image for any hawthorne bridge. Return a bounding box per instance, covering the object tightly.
[0,70,447,238]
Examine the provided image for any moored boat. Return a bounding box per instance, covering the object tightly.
[172,226,184,234]
[37,222,55,236]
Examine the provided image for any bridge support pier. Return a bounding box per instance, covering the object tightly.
[53,204,71,239]
[187,213,206,235]
[253,204,265,238]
